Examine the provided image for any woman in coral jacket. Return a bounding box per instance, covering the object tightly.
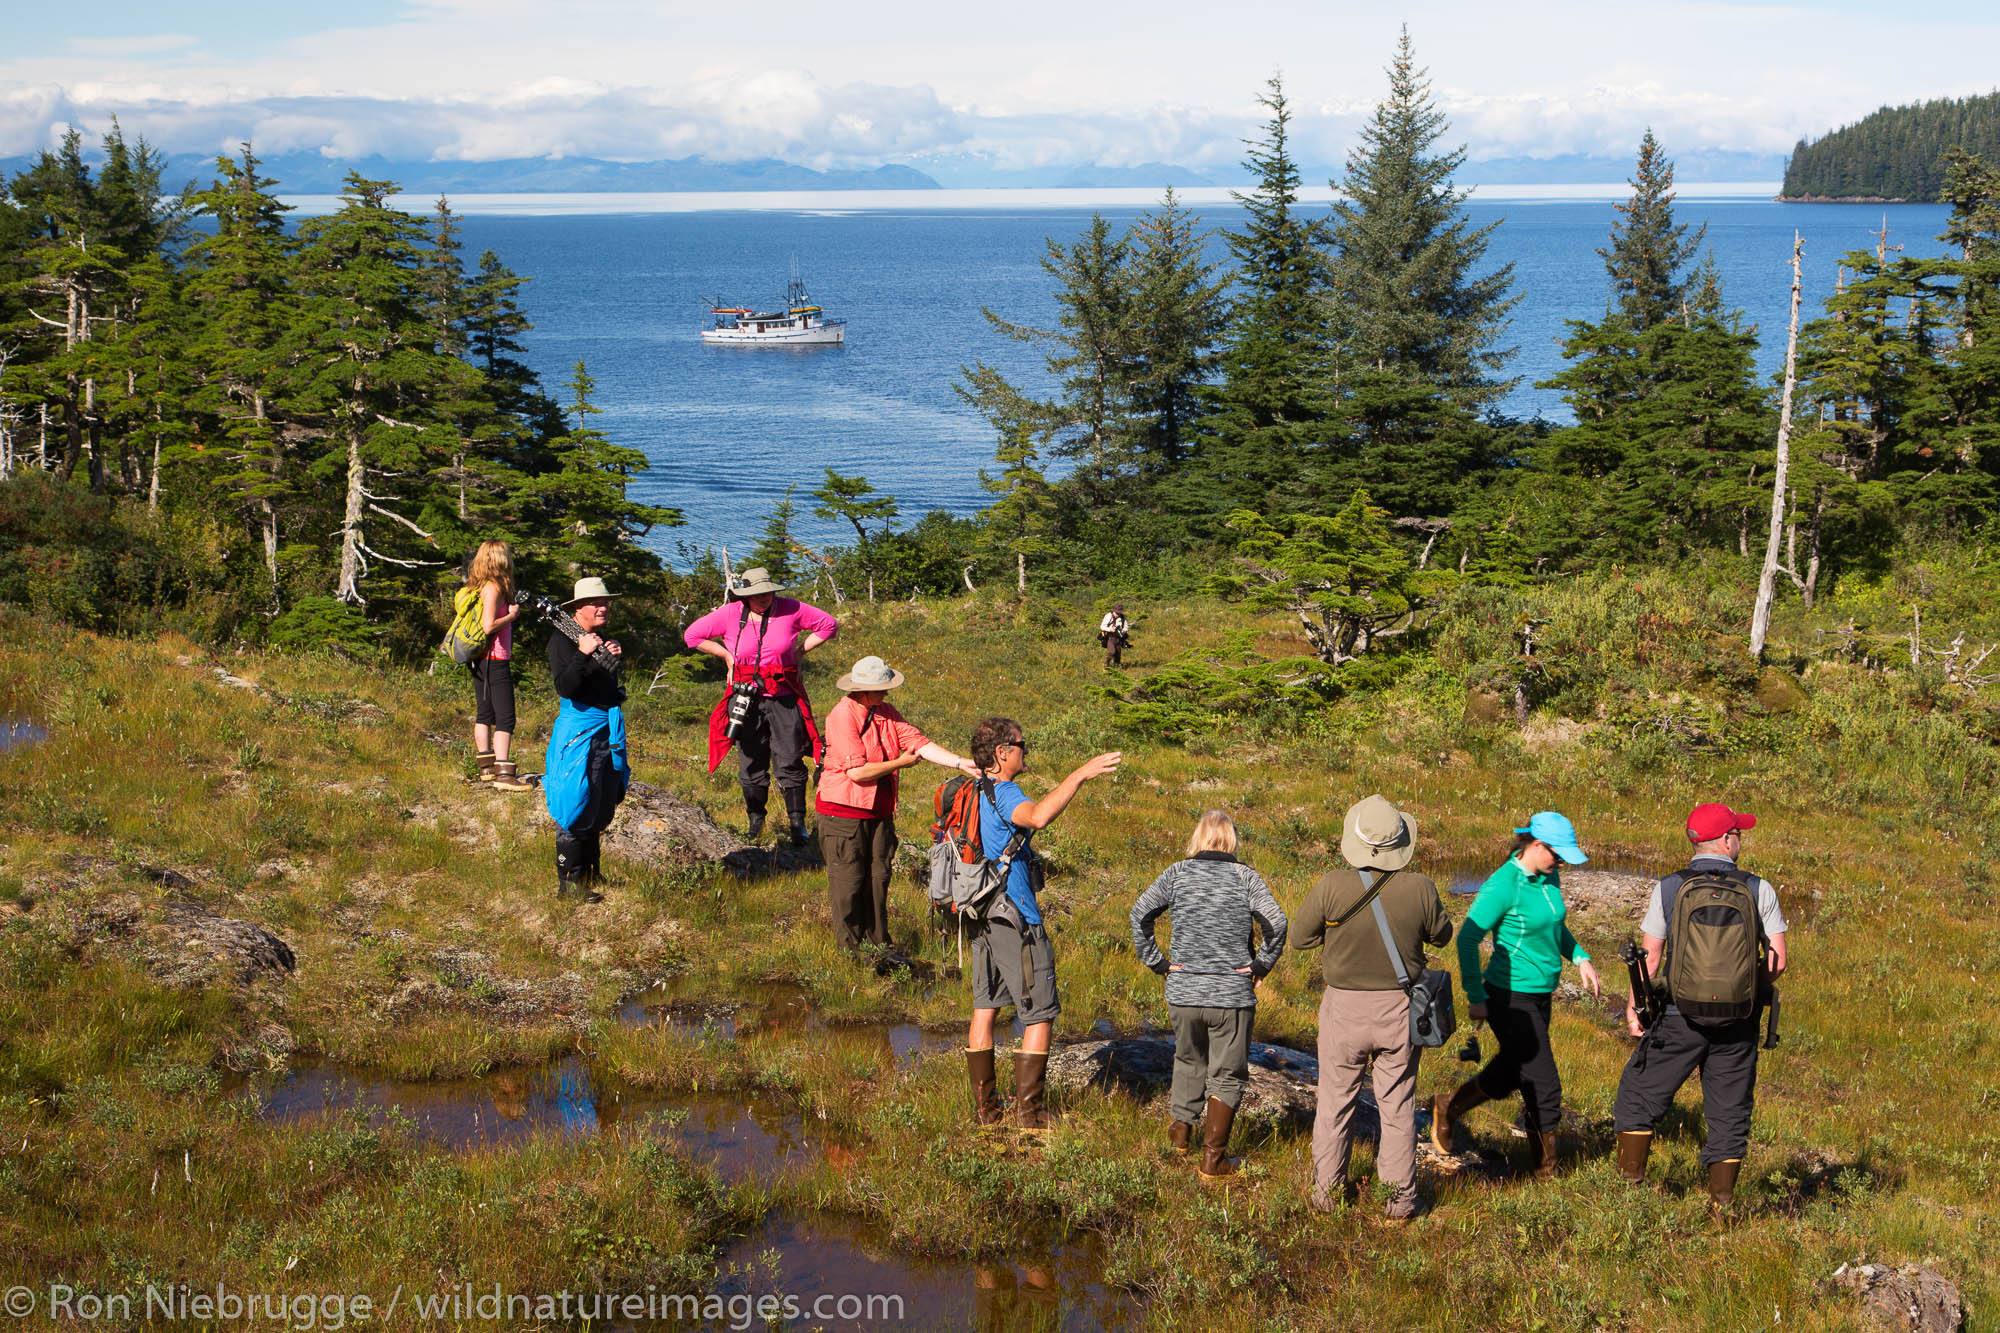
[814,655,978,958]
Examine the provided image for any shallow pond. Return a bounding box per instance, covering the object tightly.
[1,718,47,753]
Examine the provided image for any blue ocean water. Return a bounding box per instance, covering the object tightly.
[444,195,1951,559]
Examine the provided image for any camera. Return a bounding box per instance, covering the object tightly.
[1456,1032,1482,1064]
[722,678,762,740]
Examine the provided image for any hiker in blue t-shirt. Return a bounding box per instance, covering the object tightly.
[962,716,1121,1131]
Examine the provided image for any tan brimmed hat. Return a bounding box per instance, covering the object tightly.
[1341,794,1417,871]
[560,576,619,608]
[836,655,905,692]
[730,567,784,597]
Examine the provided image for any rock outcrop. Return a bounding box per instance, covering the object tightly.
[1833,1263,1964,1333]
[600,781,821,875]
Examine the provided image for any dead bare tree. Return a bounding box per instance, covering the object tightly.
[1750,232,1805,661]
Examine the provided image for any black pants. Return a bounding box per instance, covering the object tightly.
[1474,986,1562,1133]
[736,693,809,814]
[818,813,896,948]
[556,729,624,877]
[471,658,516,732]
[1613,1011,1761,1165]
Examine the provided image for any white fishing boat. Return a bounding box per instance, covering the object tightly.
[702,272,846,345]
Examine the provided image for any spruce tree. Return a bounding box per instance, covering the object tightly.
[1187,75,1336,515]
[811,467,899,601]
[749,484,802,585]
[529,360,679,587]
[979,424,1059,593]
[1326,30,1517,516]
[1600,131,1706,330]
[1124,188,1227,471]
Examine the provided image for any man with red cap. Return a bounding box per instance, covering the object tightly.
[1612,803,1789,1210]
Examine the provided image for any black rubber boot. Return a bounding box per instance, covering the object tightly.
[555,835,584,898]
[783,788,810,845]
[580,835,605,901]
[743,785,767,840]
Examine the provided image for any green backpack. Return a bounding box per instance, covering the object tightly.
[440,586,489,666]
[1662,866,1765,1024]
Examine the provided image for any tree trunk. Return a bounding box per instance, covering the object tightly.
[1750,233,1804,661]
[962,565,976,593]
[335,422,367,605]
[1016,550,1026,594]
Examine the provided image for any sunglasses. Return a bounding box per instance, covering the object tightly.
[1002,738,1030,754]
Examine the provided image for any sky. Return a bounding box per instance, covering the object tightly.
[3,0,1997,178]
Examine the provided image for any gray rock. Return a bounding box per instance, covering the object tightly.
[1833,1263,1964,1333]
[600,781,821,875]
[146,900,297,986]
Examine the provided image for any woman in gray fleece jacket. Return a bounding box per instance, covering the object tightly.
[1131,811,1288,1178]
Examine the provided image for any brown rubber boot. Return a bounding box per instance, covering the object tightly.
[491,759,532,791]
[966,1048,1004,1127]
[1616,1131,1653,1184]
[1706,1159,1742,1210]
[1197,1096,1238,1180]
[1167,1119,1194,1154]
[475,750,497,781]
[1013,1051,1051,1132]
[1530,1129,1560,1180]
[1430,1079,1490,1155]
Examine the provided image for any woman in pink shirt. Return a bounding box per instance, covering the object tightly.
[685,567,839,842]
[816,655,977,958]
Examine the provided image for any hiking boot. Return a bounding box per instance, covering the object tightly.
[475,749,496,782]
[1167,1119,1194,1154]
[1013,1051,1051,1132]
[1705,1159,1742,1211]
[1431,1079,1490,1155]
[491,759,532,791]
[1383,1187,1425,1224]
[745,809,766,840]
[1616,1131,1653,1185]
[1529,1129,1560,1180]
[966,1047,1004,1127]
[1197,1096,1238,1180]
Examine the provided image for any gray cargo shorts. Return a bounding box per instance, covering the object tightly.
[970,915,1061,1026]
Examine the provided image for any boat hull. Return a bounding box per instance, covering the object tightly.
[701,322,845,346]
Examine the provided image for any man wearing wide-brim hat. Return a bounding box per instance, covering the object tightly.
[544,577,629,901]
[684,567,839,843]
[1289,794,1454,1221]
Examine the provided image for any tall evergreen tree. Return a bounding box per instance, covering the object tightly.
[1326,29,1517,515]
[1125,188,1227,472]
[1600,131,1706,331]
[749,484,802,585]
[1187,75,1336,515]
[980,424,1059,593]
[183,146,299,597]
[529,360,679,586]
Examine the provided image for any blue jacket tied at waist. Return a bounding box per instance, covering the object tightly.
[544,698,628,832]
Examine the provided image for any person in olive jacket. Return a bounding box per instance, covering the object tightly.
[1291,795,1452,1220]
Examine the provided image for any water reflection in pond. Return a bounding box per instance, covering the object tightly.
[618,980,960,1068]
[1,719,47,753]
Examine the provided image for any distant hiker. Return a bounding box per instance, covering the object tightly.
[545,577,630,901]
[963,717,1122,1132]
[686,567,838,843]
[1291,795,1453,1219]
[1130,810,1287,1180]
[463,540,530,792]
[1613,804,1788,1210]
[1433,812,1603,1178]
[1097,604,1130,667]
[817,655,978,959]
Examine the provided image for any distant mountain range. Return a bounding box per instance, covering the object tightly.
[0,151,942,195]
[0,147,1787,197]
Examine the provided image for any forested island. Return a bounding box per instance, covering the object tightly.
[3,29,1998,1330]
[1780,89,2000,201]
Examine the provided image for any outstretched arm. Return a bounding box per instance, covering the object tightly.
[1010,752,1122,830]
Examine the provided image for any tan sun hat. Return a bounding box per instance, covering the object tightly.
[560,576,619,608]
[836,655,906,692]
[1340,794,1417,871]
[730,567,785,597]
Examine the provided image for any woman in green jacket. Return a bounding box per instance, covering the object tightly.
[1431,811,1603,1178]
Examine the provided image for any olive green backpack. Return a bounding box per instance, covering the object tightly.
[1662,866,1764,1024]
[440,586,488,666]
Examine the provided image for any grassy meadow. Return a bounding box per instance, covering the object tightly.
[1,562,1996,1331]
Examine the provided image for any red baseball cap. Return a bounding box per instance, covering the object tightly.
[1687,803,1756,841]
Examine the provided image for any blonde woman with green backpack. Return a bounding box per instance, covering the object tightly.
[462,540,529,791]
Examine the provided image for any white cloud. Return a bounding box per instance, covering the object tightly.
[2,0,1996,174]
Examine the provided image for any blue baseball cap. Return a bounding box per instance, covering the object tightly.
[1515,811,1589,865]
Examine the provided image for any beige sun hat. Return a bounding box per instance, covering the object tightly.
[560,576,620,608]
[729,567,785,597]
[836,655,906,693]
[1340,794,1417,871]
